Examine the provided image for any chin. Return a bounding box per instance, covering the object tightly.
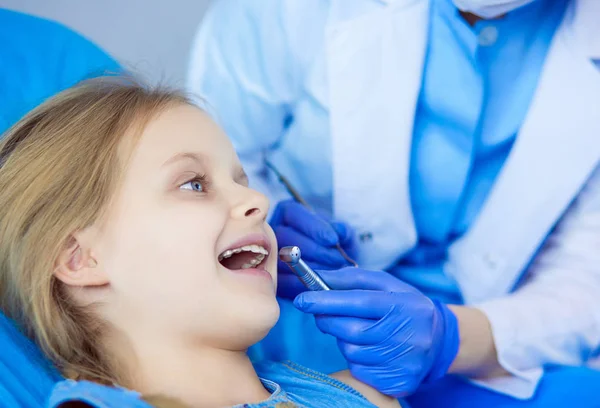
[234,297,280,348]
[253,294,280,329]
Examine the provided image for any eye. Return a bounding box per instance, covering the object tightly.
[180,175,208,193]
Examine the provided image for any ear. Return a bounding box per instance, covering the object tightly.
[54,230,109,287]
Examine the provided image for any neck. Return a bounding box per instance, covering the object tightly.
[459,11,506,26]
[107,329,270,407]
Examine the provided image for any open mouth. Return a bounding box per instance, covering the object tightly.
[218,244,269,270]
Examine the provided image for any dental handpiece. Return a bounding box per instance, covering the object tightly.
[279,246,331,291]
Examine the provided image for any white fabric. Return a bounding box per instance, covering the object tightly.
[452,0,536,18]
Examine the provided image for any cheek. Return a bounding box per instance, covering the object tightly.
[264,224,278,285]
[101,202,227,300]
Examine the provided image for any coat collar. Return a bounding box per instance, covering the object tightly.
[567,0,600,59]
[327,0,430,268]
[448,8,600,302]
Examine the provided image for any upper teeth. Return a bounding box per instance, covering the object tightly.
[218,245,269,264]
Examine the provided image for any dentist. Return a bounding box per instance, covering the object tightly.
[187,0,600,405]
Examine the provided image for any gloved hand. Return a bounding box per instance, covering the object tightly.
[293,268,460,397]
[270,199,355,299]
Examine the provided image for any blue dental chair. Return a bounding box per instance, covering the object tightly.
[0,312,60,406]
[3,308,600,408]
[0,312,153,408]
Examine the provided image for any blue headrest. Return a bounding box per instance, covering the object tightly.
[0,312,61,406]
[0,312,155,407]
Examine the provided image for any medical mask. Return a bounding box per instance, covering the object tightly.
[452,0,536,19]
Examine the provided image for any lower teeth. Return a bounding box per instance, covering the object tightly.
[242,255,265,269]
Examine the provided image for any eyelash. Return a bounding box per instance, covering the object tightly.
[181,173,211,193]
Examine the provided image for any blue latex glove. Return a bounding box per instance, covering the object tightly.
[293,268,460,397]
[270,199,355,299]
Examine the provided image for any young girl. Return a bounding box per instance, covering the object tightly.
[0,78,401,408]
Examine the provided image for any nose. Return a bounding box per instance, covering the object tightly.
[230,184,270,221]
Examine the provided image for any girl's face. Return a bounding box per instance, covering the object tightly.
[91,105,279,350]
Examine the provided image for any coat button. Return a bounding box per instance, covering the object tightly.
[483,253,498,269]
[478,26,499,46]
[359,232,373,242]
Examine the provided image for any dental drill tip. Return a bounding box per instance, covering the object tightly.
[279,246,330,291]
[279,246,301,263]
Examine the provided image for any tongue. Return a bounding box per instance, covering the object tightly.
[221,251,259,270]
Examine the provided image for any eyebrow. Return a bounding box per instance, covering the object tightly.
[162,152,207,168]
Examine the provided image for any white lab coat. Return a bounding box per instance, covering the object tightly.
[188,0,600,398]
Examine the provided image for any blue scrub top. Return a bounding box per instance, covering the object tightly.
[0,8,121,135]
[392,0,568,304]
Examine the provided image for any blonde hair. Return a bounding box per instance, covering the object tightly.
[0,77,190,387]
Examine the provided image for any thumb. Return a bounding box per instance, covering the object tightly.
[317,268,420,293]
[331,221,354,247]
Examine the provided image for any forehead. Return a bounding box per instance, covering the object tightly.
[127,104,236,170]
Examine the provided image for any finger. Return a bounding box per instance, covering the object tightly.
[336,331,409,366]
[294,290,398,319]
[331,221,354,248]
[279,201,339,245]
[275,226,347,266]
[316,268,420,293]
[347,362,417,398]
[269,199,290,227]
[313,315,384,345]
[307,262,339,272]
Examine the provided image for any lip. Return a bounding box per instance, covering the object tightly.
[230,267,274,282]
[220,232,272,257]
[218,233,275,285]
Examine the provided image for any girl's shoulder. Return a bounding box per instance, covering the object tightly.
[47,380,152,408]
[254,360,382,408]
